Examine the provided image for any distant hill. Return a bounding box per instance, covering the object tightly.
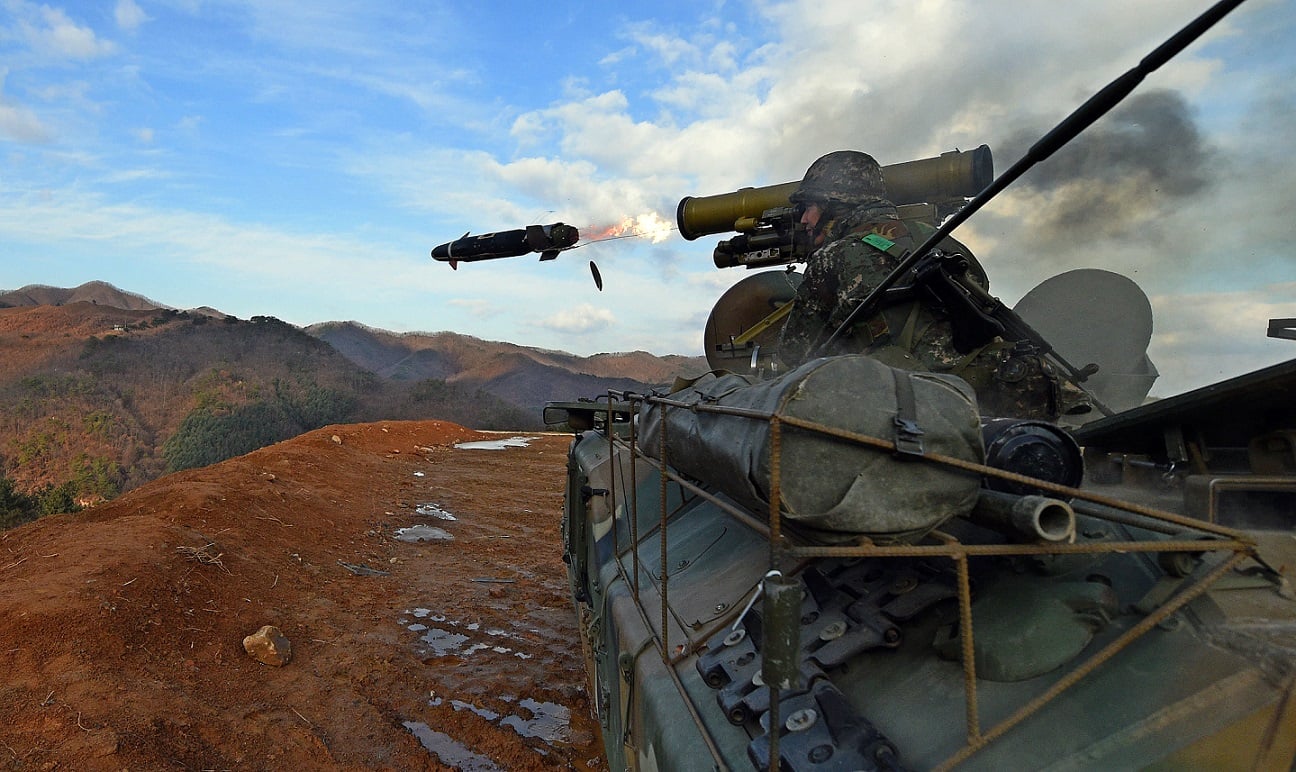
[305,322,707,413]
[0,282,706,512]
[0,281,166,311]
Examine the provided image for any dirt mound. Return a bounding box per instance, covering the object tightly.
[0,420,605,769]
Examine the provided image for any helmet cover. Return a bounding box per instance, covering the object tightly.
[790,151,887,206]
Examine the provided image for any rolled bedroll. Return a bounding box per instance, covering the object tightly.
[637,355,985,543]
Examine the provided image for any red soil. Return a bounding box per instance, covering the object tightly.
[0,420,605,770]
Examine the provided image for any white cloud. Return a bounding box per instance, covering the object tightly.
[346,145,526,223]
[1148,282,1296,395]
[0,184,410,294]
[621,22,701,68]
[0,97,49,143]
[115,0,149,32]
[99,168,168,184]
[708,40,739,72]
[0,102,46,141]
[18,4,116,59]
[537,303,616,334]
[448,298,497,318]
[598,47,633,68]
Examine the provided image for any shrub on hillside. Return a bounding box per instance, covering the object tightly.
[163,380,361,473]
[0,476,81,529]
[162,402,298,472]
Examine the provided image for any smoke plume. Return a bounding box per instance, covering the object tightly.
[996,89,1218,239]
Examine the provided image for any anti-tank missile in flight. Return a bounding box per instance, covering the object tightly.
[430,223,580,269]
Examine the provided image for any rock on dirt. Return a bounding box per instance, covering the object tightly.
[0,420,605,770]
[243,624,293,666]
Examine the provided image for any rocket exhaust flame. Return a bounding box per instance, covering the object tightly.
[583,212,674,245]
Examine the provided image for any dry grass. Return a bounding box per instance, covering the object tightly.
[176,542,229,573]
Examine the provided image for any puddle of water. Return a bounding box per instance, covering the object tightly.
[402,610,536,661]
[395,525,453,543]
[422,694,571,750]
[454,436,538,451]
[415,502,457,521]
[451,699,501,721]
[500,698,573,743]
[415,627,471,657]
[402,721,502,772]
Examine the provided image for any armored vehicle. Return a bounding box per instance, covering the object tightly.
[545,2,1296,768]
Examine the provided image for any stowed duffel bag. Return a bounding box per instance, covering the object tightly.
[637,355,984,543]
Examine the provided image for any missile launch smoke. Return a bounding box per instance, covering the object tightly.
[996,89,1218,240]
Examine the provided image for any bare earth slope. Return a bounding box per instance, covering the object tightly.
[0,420,604,770]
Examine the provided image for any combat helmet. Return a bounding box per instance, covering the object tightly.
[789,150,887,207]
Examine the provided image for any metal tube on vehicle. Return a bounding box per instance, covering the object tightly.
[676,146,993,240]
[761,570,802,691]
[967,490,1076,542]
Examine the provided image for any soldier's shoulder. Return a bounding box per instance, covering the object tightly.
[815,235,865,264]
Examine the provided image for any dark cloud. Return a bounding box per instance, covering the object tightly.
[995,89,1219,238]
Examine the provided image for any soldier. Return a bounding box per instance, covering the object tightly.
[778,150,1084,419]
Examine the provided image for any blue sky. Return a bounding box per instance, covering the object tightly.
[2,0,1293,398]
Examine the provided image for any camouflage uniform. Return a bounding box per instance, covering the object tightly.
[779,200,954,368]
[778,151,1072,420]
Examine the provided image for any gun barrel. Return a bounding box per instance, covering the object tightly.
[431,223,579,262]
[677,146,993,241]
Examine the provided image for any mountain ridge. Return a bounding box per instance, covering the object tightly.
[0,281,705,509]
[2,282,704,386]
[0,280,168,311]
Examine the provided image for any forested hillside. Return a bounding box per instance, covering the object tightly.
[0,303,533,525]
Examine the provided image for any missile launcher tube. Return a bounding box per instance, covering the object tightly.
[676,146,993,240]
